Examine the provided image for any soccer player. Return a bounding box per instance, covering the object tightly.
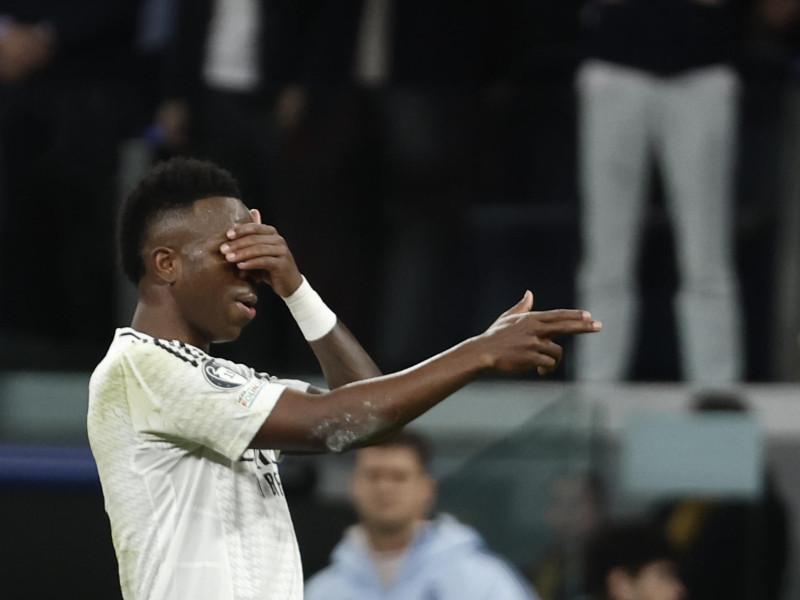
[87,157,601,600]
[305,431,538,599]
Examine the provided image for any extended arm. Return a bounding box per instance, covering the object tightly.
[252,294,600,453]
[221,213,600,454]
[307,322,382,389]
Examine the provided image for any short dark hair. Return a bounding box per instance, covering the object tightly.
[118,157,241,283]
[584,521,675,598]
[376,430,432,471]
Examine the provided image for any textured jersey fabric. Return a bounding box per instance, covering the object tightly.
[88,328,309,600]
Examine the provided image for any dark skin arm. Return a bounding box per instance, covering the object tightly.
[221,212,601,454]
[307,321,382,390]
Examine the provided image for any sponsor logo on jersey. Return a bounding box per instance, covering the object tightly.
[202,358,249,389]
[238,381,265,408]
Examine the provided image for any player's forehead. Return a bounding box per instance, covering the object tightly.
[190,196,252,233]
[355,446,424,473]
[147,196,251,250]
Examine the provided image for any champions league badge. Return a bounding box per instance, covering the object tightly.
[202,358,249,389]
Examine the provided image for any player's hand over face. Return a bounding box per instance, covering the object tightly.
[220,209,303,297]
[482,291,602,375]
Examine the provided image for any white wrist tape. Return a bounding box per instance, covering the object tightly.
[283,276,337,341]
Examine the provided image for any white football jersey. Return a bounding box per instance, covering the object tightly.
[88,328,309,600]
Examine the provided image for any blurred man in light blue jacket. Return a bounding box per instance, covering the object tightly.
[304,431,537,600]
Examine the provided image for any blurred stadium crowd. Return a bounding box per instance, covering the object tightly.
[1,0,800,382]
[5,4,800,599]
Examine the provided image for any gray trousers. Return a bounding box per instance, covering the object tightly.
[575,60,743,383]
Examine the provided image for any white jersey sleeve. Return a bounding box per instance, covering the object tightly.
[119,336,296,461]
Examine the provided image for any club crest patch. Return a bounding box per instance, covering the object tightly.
[202,358,249,389]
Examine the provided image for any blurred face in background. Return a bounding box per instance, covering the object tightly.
[545,474,604,544]
[608,560,686,600]
[350,444,435,536]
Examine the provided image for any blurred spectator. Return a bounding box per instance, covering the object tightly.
[574,0,748,383]
[651,391,790,600]
[363,0,536,370]
[527,473,608,600]
[264,0,385,372]
[749,0,800,380]
[583,521,686,600]
[155,0,312,189]
[304,431,537,599]
[0,1,140,366]
[131,0,178,132]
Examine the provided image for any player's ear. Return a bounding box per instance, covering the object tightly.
[151,246,180,285]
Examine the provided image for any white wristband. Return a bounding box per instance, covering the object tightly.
[283,276,337,341]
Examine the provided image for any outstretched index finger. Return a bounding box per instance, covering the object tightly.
[535,309,595,323]
[536,315,603,338]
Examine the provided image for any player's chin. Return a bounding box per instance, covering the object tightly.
[215,304,257,341]
[213,321,248,344]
